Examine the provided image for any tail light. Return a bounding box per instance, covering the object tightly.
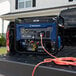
[6,26,10,52]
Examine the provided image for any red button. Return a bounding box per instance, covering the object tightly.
[37,42,39,45]
[30,41,34,43]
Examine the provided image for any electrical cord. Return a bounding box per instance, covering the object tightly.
[40,34,56,58]
[32,34,76,76]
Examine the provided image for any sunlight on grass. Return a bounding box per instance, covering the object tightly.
[0,47,7,55]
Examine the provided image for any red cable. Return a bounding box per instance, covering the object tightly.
[41,34,56,58]
[32,34,76,76]
[32,59,53,76]
[32,61,45,76]
[44,57,76,66]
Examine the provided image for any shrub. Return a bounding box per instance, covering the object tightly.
[0,35,6,46]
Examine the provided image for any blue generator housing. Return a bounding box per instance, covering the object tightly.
[15,17,61,54]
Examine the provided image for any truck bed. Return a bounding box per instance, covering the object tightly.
[0,46,76,76]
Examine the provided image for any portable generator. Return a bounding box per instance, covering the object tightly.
[6,8,76,57]
[14,16,63,54]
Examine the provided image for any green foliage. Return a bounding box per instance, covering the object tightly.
[0,35,6,46]
[0,47,7,55]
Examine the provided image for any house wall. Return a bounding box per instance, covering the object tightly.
[10,0,76,13]
[0,0,10,33]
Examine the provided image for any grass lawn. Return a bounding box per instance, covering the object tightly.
[0,47,7,55]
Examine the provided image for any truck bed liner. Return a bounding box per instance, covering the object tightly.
[0,46,76,76]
